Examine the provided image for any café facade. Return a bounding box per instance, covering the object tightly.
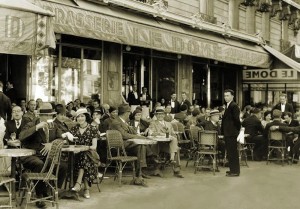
[2,0,299,109]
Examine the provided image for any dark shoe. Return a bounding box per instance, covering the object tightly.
[226,171,231,174]
[174,172,184,178]
[133,178,148,187]
[36,201,46,208]
[226,172,240,177]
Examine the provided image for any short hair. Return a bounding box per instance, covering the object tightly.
[272,109,282,119]
[55,104,66,115]
[27,99,36,105]
[224,89,234,95]
[263,111,272,120]
[280,93,287,98]
[179,104,188,111]
[282,112,292,118]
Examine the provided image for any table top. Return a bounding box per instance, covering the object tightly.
[61,145,90,152]
[147,136,172,142]
[0,148,36,157]
[127,138,158,145]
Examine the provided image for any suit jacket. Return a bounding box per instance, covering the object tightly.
[167,100,180,114]
[272,103,294,115]
[242,115,264,139]
[279,126,300,134]
[19,118,63,152]
[181,99,191,108]
[0,91,12,120]
[264,120,287,139]
[23,111,37,122]
[148,120,176,137]
[221,101,241,137]
[202,121,221,135]
[127,91,140,105]
[110,116,139,140]
[4,118,29,143]
[129,119,149,133]
[287,119,299,127]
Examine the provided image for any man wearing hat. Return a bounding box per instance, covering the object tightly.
[19,102,67,208]
[110,104,151,185]
[174,104,188,125]
[242,108,266,161]
[148,109,184,178]
[200,110,225,161]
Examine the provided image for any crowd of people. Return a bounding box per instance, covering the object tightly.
[1,81,300,208]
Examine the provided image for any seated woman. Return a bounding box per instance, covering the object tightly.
[69,108,100,199]
[129,109,150,135]
[261,110,272,129]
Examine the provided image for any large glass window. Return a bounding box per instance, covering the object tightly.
[31,35,102,104]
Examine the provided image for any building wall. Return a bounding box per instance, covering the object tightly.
[270,19,282,51]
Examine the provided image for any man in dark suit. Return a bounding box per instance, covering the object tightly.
[139,87,152,107]
[174,104,188,125]
[23,99,38,122]
[242,108,266,161]
[4,106,29,145]
[282,111,299,160]
[5,81,17,104]
[221,89,241,177]
[0,81,12,120]
[272,93,294,116]
[167,93,180,114]
[127,84,140,106]
[110,104,152,184]
[180,92,191,108]
[264,109,287,140]
[19,103,67,208]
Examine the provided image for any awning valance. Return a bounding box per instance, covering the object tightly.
[37,1,271,68]
[0,0,55,56]
[262,45,300,71]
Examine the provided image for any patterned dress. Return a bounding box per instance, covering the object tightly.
[70,124,100,186]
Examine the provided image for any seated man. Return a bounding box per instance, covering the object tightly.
[283,111,299,159]
[4,105,29,146]
[148,109,184,178]
[200,110,225,160]
[241,108,267,161]
[19,102,67,208]
[110,104,154,184]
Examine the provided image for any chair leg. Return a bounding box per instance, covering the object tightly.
[118,162,122,186]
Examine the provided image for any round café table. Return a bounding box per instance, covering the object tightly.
[0,148,36,199]
[60,145,89,200]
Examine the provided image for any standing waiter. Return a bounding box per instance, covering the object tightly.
[221,89,241,177]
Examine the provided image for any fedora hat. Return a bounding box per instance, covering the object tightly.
[39,102,56,115]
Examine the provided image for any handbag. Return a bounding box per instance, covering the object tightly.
[86,150,101,167]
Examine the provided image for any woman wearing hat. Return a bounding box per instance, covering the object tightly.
[69,108,100,199]
[129,109,150,135]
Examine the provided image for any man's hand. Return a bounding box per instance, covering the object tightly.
[62,132,75,142]
[41,143,52,156]
[270,126,279,131]
[36,122,48,130]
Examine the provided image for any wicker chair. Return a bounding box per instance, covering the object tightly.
[0,157,15,208]
[21,139,64,209]
[195,130,218,175]
[100,130,138,186]
[172,122,191,156]
[185,125,203,167]
[267,130,287,165]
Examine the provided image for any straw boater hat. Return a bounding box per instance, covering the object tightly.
[39,102,56,115]
[209,110,220,117]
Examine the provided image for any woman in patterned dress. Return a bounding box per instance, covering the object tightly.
[70,108,100,199]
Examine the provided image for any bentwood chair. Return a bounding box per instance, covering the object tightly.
[194,130,218,175]
[267,130,287,166]
[172,122,191,156]
[21,139,64,209]
[0,156,15,208]
[101,130,138,186]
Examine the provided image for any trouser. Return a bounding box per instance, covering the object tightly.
[21,155,67,197]
[247,135,268,159]
[224,135,240,174]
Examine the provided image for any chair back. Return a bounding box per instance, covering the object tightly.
[189,126,202,144]
[41,139,64,180]
[268,130,285,141]
[106,130,127,158]
[199,130,218,148]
